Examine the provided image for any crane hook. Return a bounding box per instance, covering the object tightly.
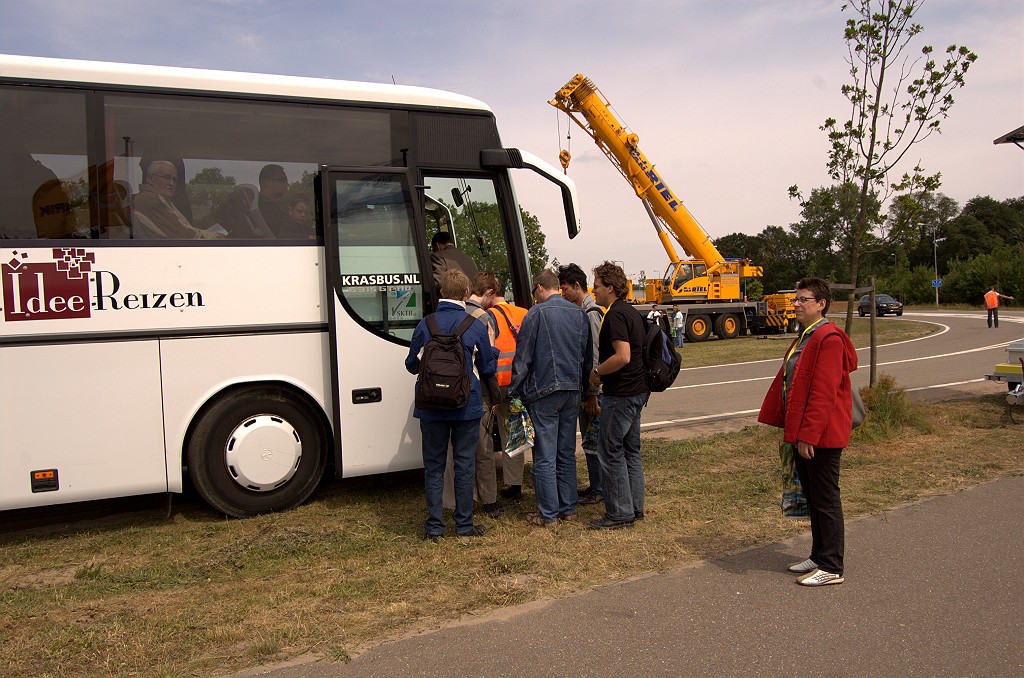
[559,149,571,173]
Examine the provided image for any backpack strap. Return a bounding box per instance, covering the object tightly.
[585,306,605,318]
[490,304,519,340]
[453,313,477,338]
[425,313,441,336]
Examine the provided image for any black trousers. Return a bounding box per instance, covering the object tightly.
[794,447,844,575]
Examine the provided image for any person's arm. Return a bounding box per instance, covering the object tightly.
[590,339,630,387]
[509,312,536,400]
[405,321,427,375]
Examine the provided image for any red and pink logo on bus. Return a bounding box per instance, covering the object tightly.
[2,248,94,321]
[2,248,205,323]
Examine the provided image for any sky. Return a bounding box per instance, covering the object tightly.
[1,0,1021,279]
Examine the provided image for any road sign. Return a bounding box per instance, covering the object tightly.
[932,279,943,287]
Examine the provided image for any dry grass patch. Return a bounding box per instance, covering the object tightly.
[2,393,1022,677]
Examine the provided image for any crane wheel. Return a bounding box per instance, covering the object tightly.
[713,313,740,340]
[685,314,713,342]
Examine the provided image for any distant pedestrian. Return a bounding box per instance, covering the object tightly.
[405,269,497,541]
[589,261,649,530]
[672,305,685,348]
[646,304,663,326]
[510,269,591,527]
[984,287,1014,328]
[758,277,857,586]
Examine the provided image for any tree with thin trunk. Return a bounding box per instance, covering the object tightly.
[790,0,976,334]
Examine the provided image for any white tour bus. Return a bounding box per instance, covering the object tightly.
[0,54,580,517]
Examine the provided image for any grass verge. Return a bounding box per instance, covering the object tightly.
[1,391,1021,677]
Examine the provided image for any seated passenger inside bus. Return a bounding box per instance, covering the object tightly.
[132,160,224,240]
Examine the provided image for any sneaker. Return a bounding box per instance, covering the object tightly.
[788,558,817,574]
[797,568,844,586]
[499,485,522,501]
[457,525,486,538]
[424,533,443,543]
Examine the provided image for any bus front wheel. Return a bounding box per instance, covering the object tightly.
[187,386,328,518]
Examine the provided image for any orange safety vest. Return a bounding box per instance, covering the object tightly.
[488,302,528,386]
[984,290,1000,310]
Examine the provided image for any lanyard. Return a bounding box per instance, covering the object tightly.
[784,317,827,366]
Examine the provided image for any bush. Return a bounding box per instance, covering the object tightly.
[854,374,928,443]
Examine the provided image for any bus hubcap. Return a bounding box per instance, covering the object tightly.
[224,415,302,492]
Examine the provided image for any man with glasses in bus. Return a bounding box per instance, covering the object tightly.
[133,160,223,240]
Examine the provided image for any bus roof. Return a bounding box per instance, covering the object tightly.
[0,53,492,112]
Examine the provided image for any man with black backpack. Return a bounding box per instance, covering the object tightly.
[588,261,649,530]
[405,269,497,541]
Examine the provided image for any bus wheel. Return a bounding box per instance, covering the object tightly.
[713,313,740,340]
[186,387,328,518]
[685,314,713,342]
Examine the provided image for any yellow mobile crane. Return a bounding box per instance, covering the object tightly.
[550,74,794,340]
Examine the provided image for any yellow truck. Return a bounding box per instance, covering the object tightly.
[550,74,795,340]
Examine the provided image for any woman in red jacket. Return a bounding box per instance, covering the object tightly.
[759,278,858,586]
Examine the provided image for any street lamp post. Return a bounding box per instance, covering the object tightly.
[932,226,947,308]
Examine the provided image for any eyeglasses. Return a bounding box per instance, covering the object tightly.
[151,173,177,182]
[791,296,819,305]
[532,284,542,297]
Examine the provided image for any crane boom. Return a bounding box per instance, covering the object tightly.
[549,74,762,304]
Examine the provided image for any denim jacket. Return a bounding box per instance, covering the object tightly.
[509,293,592,404]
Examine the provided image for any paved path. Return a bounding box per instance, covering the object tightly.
[245,476,1024,677]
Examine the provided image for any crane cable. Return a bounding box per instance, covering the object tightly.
[555,108,571,173]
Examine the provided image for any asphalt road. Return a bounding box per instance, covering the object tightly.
[244,476,1024,678]
[640,310,1024,431]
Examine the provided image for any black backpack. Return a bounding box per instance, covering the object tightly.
[642,320,681,393]
[415,313,477,410]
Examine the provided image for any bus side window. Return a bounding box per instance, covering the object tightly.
[0,87,89,240]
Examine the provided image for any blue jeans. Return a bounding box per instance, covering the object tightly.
[597,392,647,521]
[420,418,479,536]
[675,329,684,348]
[526,390,581,520]
[988,307,999,328]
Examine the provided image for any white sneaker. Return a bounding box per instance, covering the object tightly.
[797,568,844,586]
[787,558,817,574]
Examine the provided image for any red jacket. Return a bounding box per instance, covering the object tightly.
[758,322,858,448]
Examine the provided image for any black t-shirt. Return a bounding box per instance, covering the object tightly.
[599,299,648,396]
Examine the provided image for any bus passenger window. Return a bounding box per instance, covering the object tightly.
[0,88,89,240]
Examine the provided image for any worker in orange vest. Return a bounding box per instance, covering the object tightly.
[486,278,529,500]
[984,287,1014,328]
